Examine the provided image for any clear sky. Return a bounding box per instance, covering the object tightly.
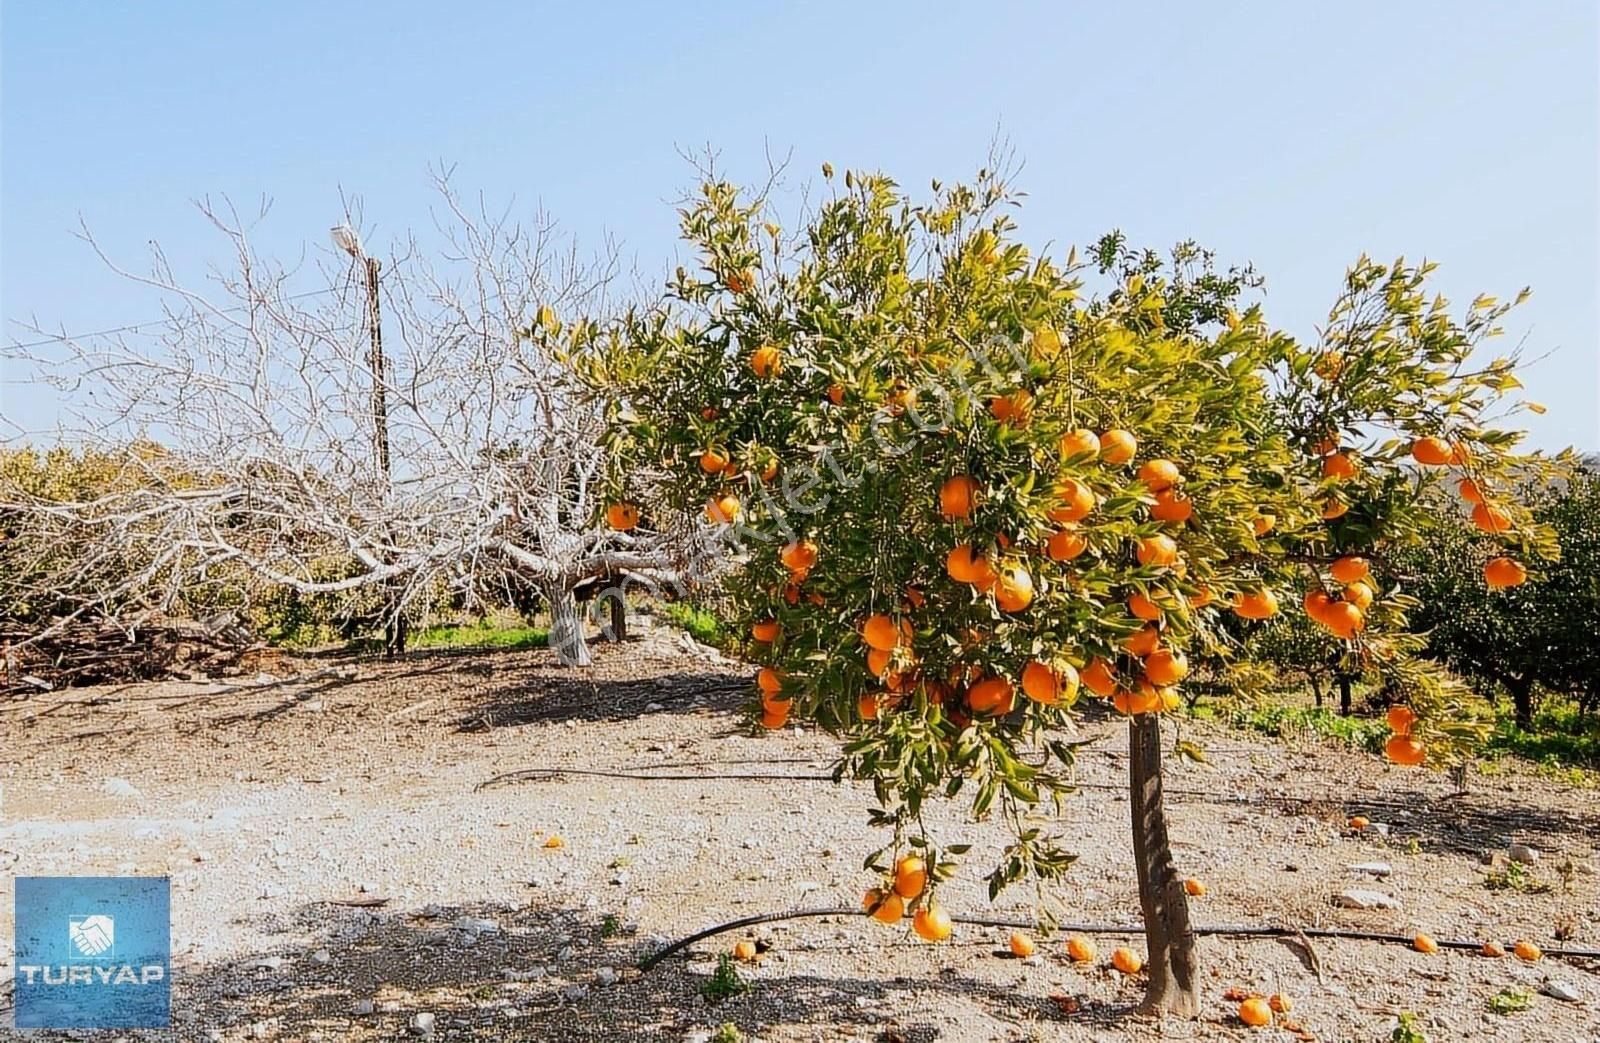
[3,1,1596,450]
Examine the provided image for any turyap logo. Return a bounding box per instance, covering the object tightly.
[69,914,116,958]
[14,877,171,1028]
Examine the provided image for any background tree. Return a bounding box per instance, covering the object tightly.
[585,160,1561,1016]
[2,179,697,666]
[1403,461,1600,727]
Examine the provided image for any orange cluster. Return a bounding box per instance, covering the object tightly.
[863,855,951,942]
[1302,555,1373,639]
[1382,703,1425,767]
[1424,440,1528,588]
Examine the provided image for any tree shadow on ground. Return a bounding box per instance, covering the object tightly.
[4,899,1148,1042]
[455,668,749,731]
[1343,785,1600,861]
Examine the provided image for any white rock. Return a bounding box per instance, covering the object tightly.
[101,777,143,799]
[1543,980,1581,1002]
[595,966,618,986]
[1508,843,1540,864]
[408,1012,436,1037]
[253,956,285,972]
[561,983,589,1002]
[350,999,374,1015]
[310,949,331,965]
[1332,888,1401,910]
[1348,861,1393,877]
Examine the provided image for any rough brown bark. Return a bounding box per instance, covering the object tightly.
[1129,714,1201,1017]
[1338,673,1353,716]
[608,593,628,643]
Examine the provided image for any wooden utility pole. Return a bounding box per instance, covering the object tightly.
[363,255,391,479]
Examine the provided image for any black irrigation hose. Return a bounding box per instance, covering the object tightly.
[637,906,1600,972]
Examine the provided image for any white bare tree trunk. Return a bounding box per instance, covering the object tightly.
[543,581,591,667]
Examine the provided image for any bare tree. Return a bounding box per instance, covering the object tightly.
[2,174,699,666]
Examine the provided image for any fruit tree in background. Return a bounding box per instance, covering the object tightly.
[574,161,1567,1016]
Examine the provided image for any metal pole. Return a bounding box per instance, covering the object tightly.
[365,256,391,480]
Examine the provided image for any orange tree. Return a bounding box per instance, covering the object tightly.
[569,163,1562,1016]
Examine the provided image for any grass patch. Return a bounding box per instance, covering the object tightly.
[700,954,748,1003]
[1486,698,1600,771]
[656,601,727,647]
[342,618,548,655]
[1217,701,1388,754]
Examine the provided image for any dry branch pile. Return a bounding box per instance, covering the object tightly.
[1,617,254,696]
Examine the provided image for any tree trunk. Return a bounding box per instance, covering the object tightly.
[544,582,591,667]
[384,610,408,658]
[1508,676,1534,731]
[607,593,628,643]
[1128,715,1201,1017]
[1338,674,1352,717]
[1309,673,1324,709]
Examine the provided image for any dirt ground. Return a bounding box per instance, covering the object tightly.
[2,608,1597,1042]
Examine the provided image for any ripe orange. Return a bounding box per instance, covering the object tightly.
[1060,428,1101,460]
[967,676,1016,716]
[750,344,782,377]
[862,614,903,651]
[1123,625,1161,657]
[1413,933,1439,954]
[706,493,741,524]
[1458,477,1484,503]
[1232,588,1279,620]
[939,475,980,520]
[751,619,780,643]
[700,447,730,473]
[912,904,953,942]
[1100,428,1138,465]
[1151,489,1194,524]
[760,458,779,483]
[1050,478,1096,523]
[1484,556,1526,589]
[699,406,719,421]
[724,269,753,294]
[757,668,783,695]
[1472,502,1512,533]
[1314,435,1340,456]
[782,583,801,606]
[1046,527,1089,561]
[1252,513,1276,537]
[544,835,566,849]
[1237,996,1272,1027]
[780,538,819,575]
[826,382,846,405]
[1303,589,1333,623]
[1183,877,1207,897]
[1480,940,1505,958]
[1136,534,1178,567]
[1322,601,1365,639]
[1411,436,1453,466]
[946,543,985,583]
[994,566,1035,612]
[1385,734,1426,767]
[893,856,928,899]
[1143,649,1189,686]
[1021,660,1079,705]
[1009,931,1035,958]
[1082,658,1117,697]
[857,693,879,720]
[1329,556,1369,584]
[1065,935,1096,963]
[1268,993,1293,1015]
[988,389,1033,426]
[1110,947,1143,974]
[1344,581,1374,610]
[1386,705,1417,734]
[1127,683,1165,715]
[1188,586,1215,608]
[1322,497,1349,520]
[1512,940,1542,962]
[1128,592,1164,621]
[733,939,758,962]
[865,647,892,679]
[1348,815,1370,831]
[759,706,789,729]
[1138,458,1181,493]
[606,502,640,531]
[863,888,904,924]
[1321,452,1358,480]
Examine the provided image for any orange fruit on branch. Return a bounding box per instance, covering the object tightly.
[912,903,953,942]
[939,475,980,520]
[1231,588,1279,620]
[1123,625,1161,657]
[1050,478,1096,523]
[1143,648,1189,686]
[605,502,640,531]
[1046,526,1089,561]
[1021,659,1078,706]
[1150,489,1194,523]
[1344,581,1374,610]
[706,493,741,524]
[1458,477,1484,503]
[893,855,928,899]
[1251,513,1276,537]
[1081,658,1117,697]
[857,693,879,720]
[759,706,789,729]
[966,676,1016,716]
[1099,428,1137,465]
[1410,436,1453,466]
[757,668,784,696]
[863,888,904,924]
[1386,705,1417,734]
[988,389,1033,426]
[1136,534,1179,568]
[1329,555,1369,584]
[1321,497,1349,520]
[1321,452,1358,480]
[994,565,1035,612]
[1472,502,1512,533]
[1060,428,1100,460]
[700,447,730,473]
[862,613,904,651]
[1322,601,1365,639]
[1303,589,1333,623]
[750,344,782,377]
[1128,591,1164,621]
[1385,734,1426,767]
[1484,556,1526,589]
[1137,458,1181,493]
[751,619,781,643]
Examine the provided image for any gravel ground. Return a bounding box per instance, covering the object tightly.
[2,607,1597,1042]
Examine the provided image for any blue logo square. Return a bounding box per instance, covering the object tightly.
[13,876,171,1028]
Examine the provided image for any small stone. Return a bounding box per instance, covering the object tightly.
[645,702,664,712]
[378,1000,402,1013]
[561,983,590,1002]
[557,945,575,962]
[1348,861,1393,877]
[1372,822,1391,836]
[253,956,285,972]
[101,778,143,799]
[595,966,618,986]
[310,949,331,965]
[1543,980,1581,1002]
[453,916,499,935]
[1332,888,1401,910]
[350,1000,374,1015]
[611,872,630,887]
[408,1012,436,1037]
[742,836,760,849]
[1508,843,1540,864]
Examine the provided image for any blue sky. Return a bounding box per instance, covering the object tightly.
[3,1,1596,449]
